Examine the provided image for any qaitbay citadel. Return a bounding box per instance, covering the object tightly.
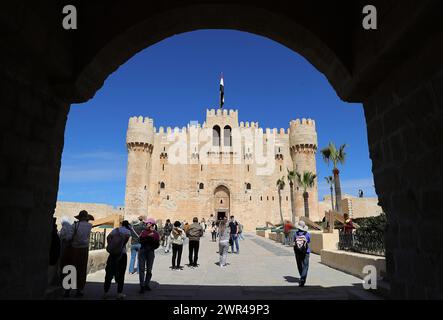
[124,108,320,231]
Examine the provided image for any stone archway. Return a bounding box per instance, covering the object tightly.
[214,185,230,221]
[1,1,443,299]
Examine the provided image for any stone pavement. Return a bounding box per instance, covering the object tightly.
[82,233,379,300]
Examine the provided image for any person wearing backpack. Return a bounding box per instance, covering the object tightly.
[128,216,145,274]
[293,220,311,287]
[169,221,186,270]
[103,220,131,299]
[186,217,204,268]
[163,219,173,253]
[62,210,94,298]
[138,218,160,293]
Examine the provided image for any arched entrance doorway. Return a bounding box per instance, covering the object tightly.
[214,185,230,221]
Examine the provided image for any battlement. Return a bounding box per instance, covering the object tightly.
[206,108,238,118]
[239,121,259,128]
[126,116,155,146]
[263,127,290,138]
[289,118,317,148]
[289,118,316,128]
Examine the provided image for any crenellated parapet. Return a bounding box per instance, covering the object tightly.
[206,108,238,118]
[205,108,239,129]
[126,116,155,152]
[239,121,259,128]
[289,118,317,153]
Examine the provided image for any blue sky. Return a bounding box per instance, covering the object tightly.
[58,30,375,206]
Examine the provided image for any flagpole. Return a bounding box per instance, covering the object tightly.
[219,73,224,109]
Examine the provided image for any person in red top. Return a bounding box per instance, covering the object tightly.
[343,214,354,234]
[138,218,160,293]
[283,220,293,246]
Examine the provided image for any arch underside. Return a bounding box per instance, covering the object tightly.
[67,3,352,104]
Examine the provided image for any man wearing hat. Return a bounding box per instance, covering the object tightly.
[293,220,311,287]
[64,210,94,297]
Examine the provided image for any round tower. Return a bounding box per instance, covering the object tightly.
[289,118,319,221]
[125,116,155,220]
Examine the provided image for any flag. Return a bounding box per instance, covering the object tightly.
[219,74,224,109]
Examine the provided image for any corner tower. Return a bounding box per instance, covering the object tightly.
[289,118,319,221]
[125,116,155,220]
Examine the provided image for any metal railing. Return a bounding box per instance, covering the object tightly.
[89,230,106,251]
[338,230,385,256]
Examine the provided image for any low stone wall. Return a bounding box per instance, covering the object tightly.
[268,232,284,243]
[321,249,386,279]
[87,249,109,275]
[256,230,266,237]
[310,231,339,254]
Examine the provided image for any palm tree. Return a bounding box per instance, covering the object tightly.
[276,176,286,224]
[296,171,317,219]
[324,176,335,210]
[287,169,297,224]
[321,142,347,213]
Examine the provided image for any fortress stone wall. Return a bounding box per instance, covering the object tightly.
[124,109,320,231]
[320,194,383,220]
[54,201,124,227]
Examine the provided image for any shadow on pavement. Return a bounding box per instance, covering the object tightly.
[59,281,378,300]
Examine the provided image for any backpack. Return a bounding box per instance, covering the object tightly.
[238,224,243,233]
[294,232,308,254]
[106,228,126,256]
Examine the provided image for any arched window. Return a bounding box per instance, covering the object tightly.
[213,125,221,146]
[160,182,165,189]
[224,125,232,146]
[199,183,204,190]
[246,183,251,190]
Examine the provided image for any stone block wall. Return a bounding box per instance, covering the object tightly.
[364,69,443,298]
[0,72,70,299]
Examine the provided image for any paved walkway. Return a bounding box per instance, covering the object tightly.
[82,233,378,300]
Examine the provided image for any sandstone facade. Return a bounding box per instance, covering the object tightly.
[124,109,319,230]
